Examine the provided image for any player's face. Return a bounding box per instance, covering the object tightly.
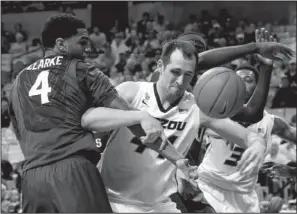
[63,28,90,60]
[236,69,257,102]
[158,50,196,98]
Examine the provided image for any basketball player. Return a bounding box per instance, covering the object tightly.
[196,59,297,213]
[82,40,269,213]
[152,29,294,124]
[8,13,173,213]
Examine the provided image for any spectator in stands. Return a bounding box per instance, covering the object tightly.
[115,52,128,73]
[2,33,11,54]
[1,97,11,128]
[13,23,27,42]
[109,66,122,87]
[125,29,141,52]
[137,12,150,35]
[9,32,27,55]
[91,42,115,73]
[144,31,161,50]
[89,26,107,51]
[153,15,167,33]
[111,31,129,64]
[200,10,212,36]
[1,160,13,182]
[286,60,297,88]
[184,14,199,32]
[65,6,75,16]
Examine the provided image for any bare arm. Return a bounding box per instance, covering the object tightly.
[82,81,185,165]
[232,56,273,123]
[201,114,264,149]
[271,116,296,144]
[198,43,258,70]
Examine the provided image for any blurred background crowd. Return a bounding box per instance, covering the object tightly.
[1,1,296,213]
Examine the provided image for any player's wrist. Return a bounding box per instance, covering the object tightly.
[250,42,260,53]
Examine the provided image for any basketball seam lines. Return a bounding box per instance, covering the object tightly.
[208,72,231,114]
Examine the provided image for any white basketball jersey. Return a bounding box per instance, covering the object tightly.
[99,82,202,206]
[198,111,275,193]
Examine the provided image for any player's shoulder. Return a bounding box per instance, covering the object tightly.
[262,110,275,121]
[76,60,96,73]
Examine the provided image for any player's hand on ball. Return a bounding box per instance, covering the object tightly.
[139,112,164,144]
[237,134,266,176]
[255,28,295,60]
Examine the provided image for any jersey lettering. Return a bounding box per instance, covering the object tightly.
[224,146,245,166]
[28,70,52,104]
[156,118,187,131]
[130,135,179,159]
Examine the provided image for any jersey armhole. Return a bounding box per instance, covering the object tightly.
[130,82,150,107]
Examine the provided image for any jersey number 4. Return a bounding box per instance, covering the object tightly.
[29,70,52,104]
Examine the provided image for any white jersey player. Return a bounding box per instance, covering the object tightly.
[81,40,267,212]
[197,65,296,213]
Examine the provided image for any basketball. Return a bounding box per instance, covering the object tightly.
[193,67,246,119]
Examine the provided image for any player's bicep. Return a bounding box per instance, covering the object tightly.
[85,66,119,107]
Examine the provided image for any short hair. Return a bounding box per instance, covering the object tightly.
[235,64,259,82]
[160,39,198,69]
[177,31,207,53]
[41,13,86,49]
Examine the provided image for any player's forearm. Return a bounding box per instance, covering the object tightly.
[145,138,185,165]
[204,118,266,149]
[198,43,258,70]
[232,64,273,123]
[81,108,147,132]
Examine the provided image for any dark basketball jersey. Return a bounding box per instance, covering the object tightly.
[9,54,118,171]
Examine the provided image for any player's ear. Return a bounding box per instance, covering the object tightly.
[56,38,66,53]
[157,59,164,73]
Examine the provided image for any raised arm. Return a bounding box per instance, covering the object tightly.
[232,54,273,123]
[198,28,294,70]
[271,116,296,144]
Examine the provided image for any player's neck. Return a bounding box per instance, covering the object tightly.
[44,48,65,57]
[156,82,184,109]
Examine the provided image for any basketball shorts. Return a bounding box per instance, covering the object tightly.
[109,198,181,213]
[22,156,112,213]
[197,179,260,213]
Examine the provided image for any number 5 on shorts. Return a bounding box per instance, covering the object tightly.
[29,70,51,104]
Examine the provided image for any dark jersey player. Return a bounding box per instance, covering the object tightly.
[8,14,168,213]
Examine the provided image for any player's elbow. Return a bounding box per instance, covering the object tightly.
[81,108,96,130]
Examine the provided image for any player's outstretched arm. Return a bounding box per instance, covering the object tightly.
[198,28,294,70]
[232,54,273,123]
[232,32,275,123]
[271,116,296,144]
[201,114,266,176]
[82,81,192,168]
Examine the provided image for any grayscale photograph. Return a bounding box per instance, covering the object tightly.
[1,1,296,213]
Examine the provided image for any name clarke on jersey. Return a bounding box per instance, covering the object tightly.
[27,56,63,70]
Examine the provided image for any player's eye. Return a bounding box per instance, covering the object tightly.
[171,70,181,76]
